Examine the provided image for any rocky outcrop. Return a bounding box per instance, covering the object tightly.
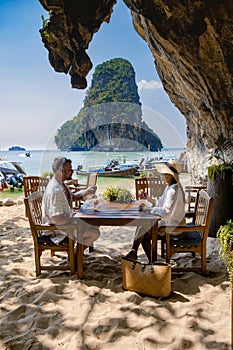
[0,198,24,206]
[55,58,163,152]
[39,0,116,89]
[38,0,233,182]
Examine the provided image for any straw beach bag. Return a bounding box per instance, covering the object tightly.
[121,258,171,298]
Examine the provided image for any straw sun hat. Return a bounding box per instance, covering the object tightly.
[156,159,180,183]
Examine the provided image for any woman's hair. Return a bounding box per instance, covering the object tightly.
[171,175,177,184]
[52,157,72,173]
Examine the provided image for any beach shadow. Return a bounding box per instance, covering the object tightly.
[0,218,231,349]
[0,214,28,232]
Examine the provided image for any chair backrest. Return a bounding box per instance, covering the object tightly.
[24,191,44,242]
[193,189,214,239]
[24,176,49,197]
[135,176,166,200]
[147,176,167,198]
[135,177,148,199]
[185,185,206,213]
[87,172,98,187]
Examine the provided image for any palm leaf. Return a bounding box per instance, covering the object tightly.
[210,134,233,164]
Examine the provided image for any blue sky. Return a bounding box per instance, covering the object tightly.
[0,0,186,150]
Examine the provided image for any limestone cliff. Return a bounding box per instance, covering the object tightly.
[39,0,233,182]
[55,58,163,151]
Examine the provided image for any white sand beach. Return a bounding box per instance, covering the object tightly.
[0,201,231,349]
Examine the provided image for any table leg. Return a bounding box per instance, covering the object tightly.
[77,243,84,279]
[151,221,158,262]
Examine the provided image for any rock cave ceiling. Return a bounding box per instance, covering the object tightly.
[38,0,233,181]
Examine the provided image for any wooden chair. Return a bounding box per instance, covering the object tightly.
[135,176,166,200]
[77,172,98,190]
[23,176,49,197]
[87,172,98,187]
[24,176,50,218]
[159,190,214,274]
[24,191,77,276]
[68,172,98,208]
[185,185,206,218]
[77,172,98,253]
[135,176,167,257]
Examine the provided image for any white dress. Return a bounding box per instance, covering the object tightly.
[150,183,185,227]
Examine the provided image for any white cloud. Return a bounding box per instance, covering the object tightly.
[137,79,163,91]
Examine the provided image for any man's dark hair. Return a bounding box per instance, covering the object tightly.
[52,157,72,173]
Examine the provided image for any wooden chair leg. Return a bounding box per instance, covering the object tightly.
[161,237,166,258]
[165,234,171,264]
[77,243,84,279]
[69,245,75,275]
[151,224,158,262]
[201,245,207,274]
[35,249,41,276]
[68,237,75,275]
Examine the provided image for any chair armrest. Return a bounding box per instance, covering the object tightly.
[69,185,87,191]
[73,184,87,189]
[34,221,78,231]
[159,224,205,234]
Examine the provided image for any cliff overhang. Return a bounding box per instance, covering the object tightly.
[38,0,233,182]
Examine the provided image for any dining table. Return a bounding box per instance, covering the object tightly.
[74,200,160,278]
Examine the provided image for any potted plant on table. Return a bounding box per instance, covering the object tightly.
[102,186,134,203]
[207,134,233,236]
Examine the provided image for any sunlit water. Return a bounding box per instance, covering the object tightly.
[0,148,185,199]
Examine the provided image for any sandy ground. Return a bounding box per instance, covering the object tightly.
[0,198,231,350]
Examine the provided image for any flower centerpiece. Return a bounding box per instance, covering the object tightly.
[102,186,134,203]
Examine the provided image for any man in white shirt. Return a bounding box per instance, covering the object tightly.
[42,157,100,248]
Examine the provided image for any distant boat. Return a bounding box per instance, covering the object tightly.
[76,157,141,178]
[9,146,26,151]
[140,153,171,171]
[140,150,188,173]
[19,151,31,158]
[25,151,31,157]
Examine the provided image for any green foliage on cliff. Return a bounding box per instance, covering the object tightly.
[55,58,162,151]
[208,134,233,184]
[84,57,140,106]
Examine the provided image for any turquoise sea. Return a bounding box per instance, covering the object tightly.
[0,148,185,199]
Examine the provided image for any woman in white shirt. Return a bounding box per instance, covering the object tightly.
[125,159,185,263]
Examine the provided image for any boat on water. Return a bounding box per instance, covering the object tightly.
[140,150,188,173]
[0,160,27,190]
[76,157,141,178]
[19,151,31,158]
[25,151,31,157]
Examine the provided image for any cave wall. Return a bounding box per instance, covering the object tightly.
[39,0,233,182]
